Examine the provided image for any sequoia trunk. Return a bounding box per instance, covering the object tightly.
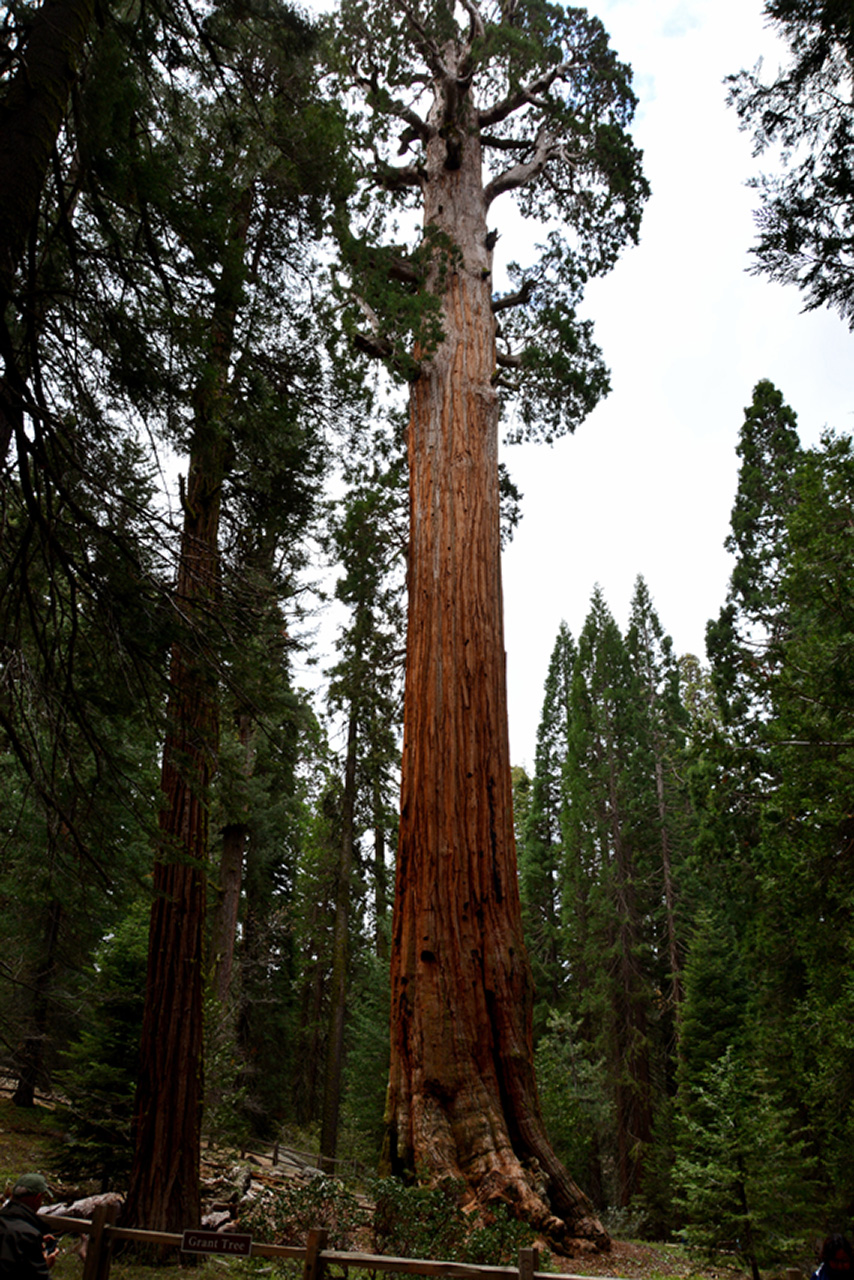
[123,426,226,1236]
[385,75,606,1253]
[124,190,251,1235]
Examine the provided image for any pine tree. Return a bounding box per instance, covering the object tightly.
[563,588,654,1208]
[319,426,406,1168]
[625,577,688,1014]
[518,622,576,1035]
[674,916,814,1272]
[0,0,95,458]
[0,432,163,1106]
[55,906,149,1188]
[707,380,802,731]
[751,429,854,1216]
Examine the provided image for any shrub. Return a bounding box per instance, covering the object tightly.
[239,1173,364,1250]
[370,1176,547,1267]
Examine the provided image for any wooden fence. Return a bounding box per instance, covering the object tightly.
[43,1211,807,1280]
[43,1210,570,1280]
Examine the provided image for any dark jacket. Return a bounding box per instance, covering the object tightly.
[0,1199,50,1280]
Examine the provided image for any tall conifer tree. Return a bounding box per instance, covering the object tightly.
[519,623,575,1033]
[327,0,648,1243]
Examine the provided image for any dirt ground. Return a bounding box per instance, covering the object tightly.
[552,1238,745,1280]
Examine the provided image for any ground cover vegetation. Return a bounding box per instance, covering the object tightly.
[0,0,852,1270]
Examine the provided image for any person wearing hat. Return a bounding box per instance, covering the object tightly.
[0,1174,58,1279]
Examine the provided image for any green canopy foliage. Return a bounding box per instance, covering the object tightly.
[729,0,854,324]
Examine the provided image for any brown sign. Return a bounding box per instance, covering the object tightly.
[181,1230,252,1257]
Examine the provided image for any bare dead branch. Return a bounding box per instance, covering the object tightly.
[492,278,535,312]
[353,330,394,359]
[484,128,557,205]
[372,156,427,190]
[478,58,575,129]
[457,0,485,42]
[496,351,523,368]
[481,133,532,152]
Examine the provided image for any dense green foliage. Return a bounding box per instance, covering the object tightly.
[55,907,149,1188]
[515,380,854,1263]
[729,0,854,324]
[324,0,649,441]
[3,0,854,1261]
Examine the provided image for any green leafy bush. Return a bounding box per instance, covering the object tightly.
[239,1173,364,1249]
[370,1177,546,1267]
[371,1177,467,1260]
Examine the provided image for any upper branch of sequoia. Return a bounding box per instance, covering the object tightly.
[483,128,562,206]
[326,0,649,441]
[392,0,451,81]
[458,0,486,42]
[478,58,577,129]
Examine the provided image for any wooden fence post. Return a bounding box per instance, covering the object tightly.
[303,1227,328,1280]
[519,1245,539,1280]
[81,1202,118,1280]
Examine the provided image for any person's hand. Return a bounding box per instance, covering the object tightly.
[43,1235,59,1268]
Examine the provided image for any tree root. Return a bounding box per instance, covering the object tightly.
[472,1163,609,1257]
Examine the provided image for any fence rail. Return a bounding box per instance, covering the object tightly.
[42,1211,807,1280]
[43,1213,570,1280]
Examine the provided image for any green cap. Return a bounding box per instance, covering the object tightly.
[12,1174,49,1197]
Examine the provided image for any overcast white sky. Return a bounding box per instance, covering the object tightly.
[501,0,854,770]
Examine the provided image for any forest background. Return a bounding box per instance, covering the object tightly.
[1,0,853,1276]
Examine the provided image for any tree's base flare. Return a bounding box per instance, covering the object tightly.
[474,1169,610,1257]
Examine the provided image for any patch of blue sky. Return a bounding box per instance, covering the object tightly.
[661,3,702,38]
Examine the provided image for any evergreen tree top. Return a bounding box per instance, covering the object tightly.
[728,0,854,325]
[324,0,649,443]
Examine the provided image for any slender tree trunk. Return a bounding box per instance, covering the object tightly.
[213,822,248,1004]
[320,710,357,1171]
[293,939,327,1123]
[123,427,226,1235]
[12,898,62,1107]
[124,190,251,1236]
[373,796,389,960]
[385,77,606,1253]
[211,711,254,1008]
[606,732,652,1207]
[613,862,652,1206]
[653,751,682,1010]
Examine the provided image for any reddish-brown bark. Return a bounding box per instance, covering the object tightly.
[123,428,226,1236]
[125,191,251,1236]
[385,78,607,1254]
[211,711,254,1009]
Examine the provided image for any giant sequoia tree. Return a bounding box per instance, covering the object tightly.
[328,0,647,1249]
